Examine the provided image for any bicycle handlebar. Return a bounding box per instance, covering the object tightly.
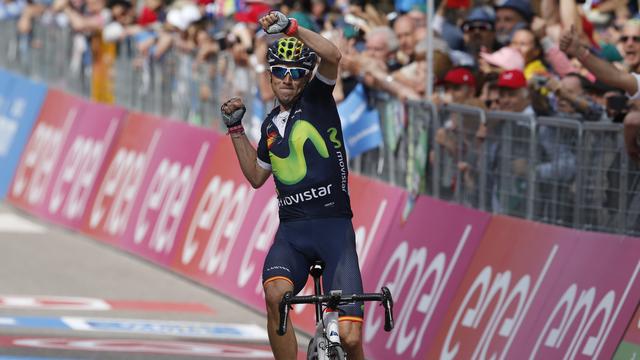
[277,287,394,336]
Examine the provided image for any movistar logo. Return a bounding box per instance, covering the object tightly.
[278,184,333,207]
[270,120,328,185]
[327,127,341,149]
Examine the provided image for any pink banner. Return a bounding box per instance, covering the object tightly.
[427,215,640,360]
[8,90,87,213]
[361,196,492,360]
[82,113,221,266]
[118,120,220,265]
[43,102,125,228]
[171,137,277,307]
[82,113,165,246]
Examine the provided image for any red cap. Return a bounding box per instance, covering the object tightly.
[497,70,527,89]
[234,3,272,23]
[443,67,476,87]
[137,7,158,26]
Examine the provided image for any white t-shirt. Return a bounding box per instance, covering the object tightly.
[629,73,640,100]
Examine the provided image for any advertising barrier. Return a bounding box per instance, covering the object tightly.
[171,137,277,309]
[362,196,492,359]
[41,102,125,228]
[0,71,47,198]
[8,90,86,212]
[82,112,165,246]
[82,113,221,267]
[2,82,639,359]
[427,215,640,360]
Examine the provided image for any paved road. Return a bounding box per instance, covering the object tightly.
[0,202,306,359]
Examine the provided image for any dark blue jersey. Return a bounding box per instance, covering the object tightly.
[257,75,352,221]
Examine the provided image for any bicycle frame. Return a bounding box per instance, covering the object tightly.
[277,261,394,359]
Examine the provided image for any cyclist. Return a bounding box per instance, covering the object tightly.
[220,11,365,360]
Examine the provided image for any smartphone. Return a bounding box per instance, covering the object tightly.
[607,95,628,112]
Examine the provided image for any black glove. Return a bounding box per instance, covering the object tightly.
[265,11,291,34]
[220,98,246,129]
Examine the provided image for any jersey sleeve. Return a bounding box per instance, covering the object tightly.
[304,72,336,101]
[628,73,640,100]
[256,131,272,170]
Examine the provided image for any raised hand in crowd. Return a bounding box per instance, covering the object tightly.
[559,25,584,58]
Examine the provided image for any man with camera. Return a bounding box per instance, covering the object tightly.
[560,23,640,162]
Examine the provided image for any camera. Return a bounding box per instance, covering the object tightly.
[606,94,629,123]
[532,75,548,87]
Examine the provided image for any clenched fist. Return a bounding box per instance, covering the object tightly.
[259,11,292,34]
[220,97,246,128]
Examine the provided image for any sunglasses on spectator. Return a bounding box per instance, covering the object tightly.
[620,35,640,43]
[462,22,493,32]
[485,99,499,107]
[270,66,310,80]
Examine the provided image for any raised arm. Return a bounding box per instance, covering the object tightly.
[260,11,342,80]
[220,97,271,189]
[560,26,637,95]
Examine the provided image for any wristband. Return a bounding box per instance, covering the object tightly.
[227,124,245,136]
[285,18,298,36]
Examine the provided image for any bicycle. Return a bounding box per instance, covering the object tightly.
[277,260,395,360]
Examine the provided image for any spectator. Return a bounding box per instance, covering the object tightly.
[510,28,549,79]
[393,14,417,66]
[433,67,483,201]
[546,72,604,120]
[480,73,501,111]
[461,6,498,61]
[363,25,400,71]
[560,24,640,161]
[495,0,533,45]
[618,20,640,73]
[480,46,525,78]
[437,67,477,104]
[494,69,532,113]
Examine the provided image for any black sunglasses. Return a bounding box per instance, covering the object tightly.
[462,22,493,32]
[620,35,640,43]
[485,99,499,107]
[270,66,310,80]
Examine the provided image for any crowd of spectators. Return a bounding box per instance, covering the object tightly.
[1,0,639,230]
[2,0,636,112]
[2,0,639,120]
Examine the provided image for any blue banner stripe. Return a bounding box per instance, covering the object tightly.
[0,316,268,340]
[0,317,68,329]
[0,357,78,360]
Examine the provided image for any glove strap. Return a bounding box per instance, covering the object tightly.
[285,18,298,36]
[227,124,245,136]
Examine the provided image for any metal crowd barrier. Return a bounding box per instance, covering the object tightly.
[1,18,640,236]
[434,103,487,210]
[485,110,537,219]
